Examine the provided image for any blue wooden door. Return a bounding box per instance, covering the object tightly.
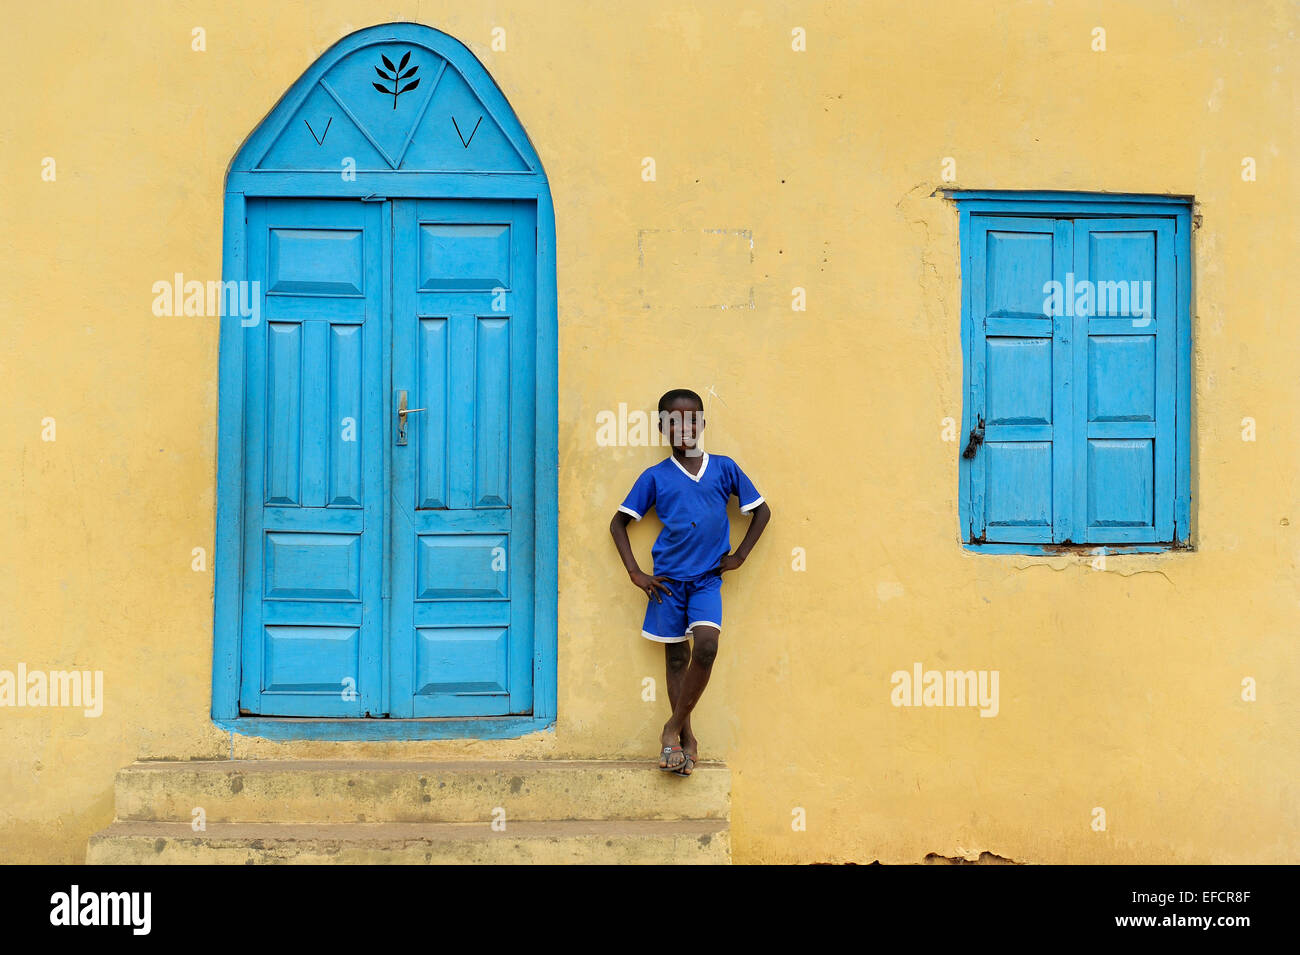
[967,216,1074,542]
[239,198,387,715]
[388,199,536,717]
[215,23,557,732]
[238,197,536,718]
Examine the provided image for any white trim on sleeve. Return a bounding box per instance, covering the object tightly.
[739,495,765,513]
[618,505,643,521]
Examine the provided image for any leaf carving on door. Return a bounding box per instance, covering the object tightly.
[372,51,420,110]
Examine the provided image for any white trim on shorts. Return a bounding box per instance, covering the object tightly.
[641,629,691,643]
[687,620,722,633]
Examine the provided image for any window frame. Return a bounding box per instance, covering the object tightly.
[947,191,1194,554]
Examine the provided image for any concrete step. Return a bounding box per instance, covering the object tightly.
[112,759,730,824]
[86,819,730,864]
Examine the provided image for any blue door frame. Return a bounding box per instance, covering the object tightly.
[212,24,557,740]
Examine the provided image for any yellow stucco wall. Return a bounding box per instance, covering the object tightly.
[2,0,1297,864]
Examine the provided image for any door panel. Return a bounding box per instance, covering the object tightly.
[1072,218,1175,543]
[968,216,1073,543]
[389,199,536,717]
[239,199,386,715]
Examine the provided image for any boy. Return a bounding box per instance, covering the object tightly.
[609,389,771,775]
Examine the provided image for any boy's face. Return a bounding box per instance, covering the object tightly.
[659,399,705,452]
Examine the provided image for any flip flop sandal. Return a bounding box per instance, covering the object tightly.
[673,753,696,776]
[658,745,685,771]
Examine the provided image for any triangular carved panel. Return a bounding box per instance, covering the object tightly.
[402,67,531,172]
[318,43,441,167]
[253,42,535,175]
[258,83,390,171]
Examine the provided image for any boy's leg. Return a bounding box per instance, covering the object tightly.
[660,624,719,751]
[664,640,690,709]
[660,642,691,768]
[677,688,699,772]
[660,572,723,768]
[646,578,690,769]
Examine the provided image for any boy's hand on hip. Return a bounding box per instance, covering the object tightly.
[630,571,673,603]
[716,553,745,573]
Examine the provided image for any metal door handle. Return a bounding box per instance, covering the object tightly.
[397,390,425,446]
[961,415,985,459]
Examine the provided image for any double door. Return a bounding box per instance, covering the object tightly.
[237,197,536,717]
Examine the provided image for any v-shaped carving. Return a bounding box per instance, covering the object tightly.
[303,116,332,145]
[451,115,483,148]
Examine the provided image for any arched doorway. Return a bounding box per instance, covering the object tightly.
[211,24,556,738]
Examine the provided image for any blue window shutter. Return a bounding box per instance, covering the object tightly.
[967,217,1073,542]
[1071,218,1177,543]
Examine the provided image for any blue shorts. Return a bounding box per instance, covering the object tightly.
[641,570,723,643]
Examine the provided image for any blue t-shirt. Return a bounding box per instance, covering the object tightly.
[618,451,764,580]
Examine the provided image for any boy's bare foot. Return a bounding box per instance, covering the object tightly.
[658,723,685,769]
[677,729,698,775]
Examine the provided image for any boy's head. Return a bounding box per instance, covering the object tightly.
[658,388,705,451]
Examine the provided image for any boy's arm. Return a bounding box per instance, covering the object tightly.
[610,512,673,602]
[719,501,771,572]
